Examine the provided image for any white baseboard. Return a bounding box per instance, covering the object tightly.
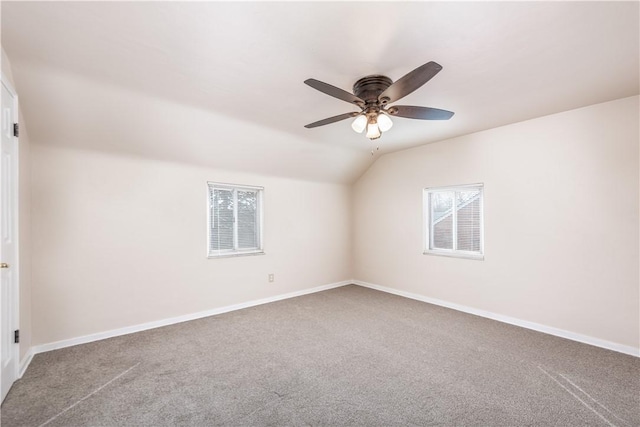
[25,279,639,363]
[18,348,34,378]
[353,280,640,357]
[32,280,352,355]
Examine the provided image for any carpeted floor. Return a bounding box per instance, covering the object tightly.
[2,285,639,426]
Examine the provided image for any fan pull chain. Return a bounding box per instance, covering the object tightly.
[370,140,383,156]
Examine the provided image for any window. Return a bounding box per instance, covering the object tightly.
[207,182,263,258]
[424,184,483,259]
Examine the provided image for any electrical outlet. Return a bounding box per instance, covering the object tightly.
[268,274,274,282]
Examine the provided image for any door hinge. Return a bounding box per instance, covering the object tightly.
[14,329,19,344]
[13,123,19,138]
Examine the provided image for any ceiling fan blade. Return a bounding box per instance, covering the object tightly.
[379,61,443,104]
[304,112,360,128]
[304,79,365,107]
[387,106,454,120]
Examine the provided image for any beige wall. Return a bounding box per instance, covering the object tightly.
[353,96,639,349]
[31,145,351,345]
[2,47,32,361]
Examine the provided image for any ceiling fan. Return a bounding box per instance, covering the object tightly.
[304,61,454,144]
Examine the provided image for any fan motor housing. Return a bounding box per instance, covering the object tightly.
[353,75,393,104]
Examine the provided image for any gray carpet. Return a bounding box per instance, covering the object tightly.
[2,285,639,426]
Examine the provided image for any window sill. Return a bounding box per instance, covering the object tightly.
[423,250,484,261]
[208,251,265,259]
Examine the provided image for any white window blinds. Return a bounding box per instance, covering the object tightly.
[237,190,259,250]
[210,188,234,252]
[431,191,454,250]
[456,189,482,252]
[208,183,263,257]
[424,184,483,259]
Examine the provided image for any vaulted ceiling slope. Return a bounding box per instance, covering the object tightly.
[2,2,638,184]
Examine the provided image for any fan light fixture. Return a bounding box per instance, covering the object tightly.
[377,113,393,132]
[351,114,367,133]
[352,113,392,140]
[366,118,381,140]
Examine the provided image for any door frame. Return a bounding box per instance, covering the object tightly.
[1,72,20,394]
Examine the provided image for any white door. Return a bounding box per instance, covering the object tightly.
[0,78,19,402]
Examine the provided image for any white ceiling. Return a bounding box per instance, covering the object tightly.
[2,1,639,183]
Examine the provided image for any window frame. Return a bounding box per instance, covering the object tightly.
[207,182,264,258]
[423,183,484,260]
